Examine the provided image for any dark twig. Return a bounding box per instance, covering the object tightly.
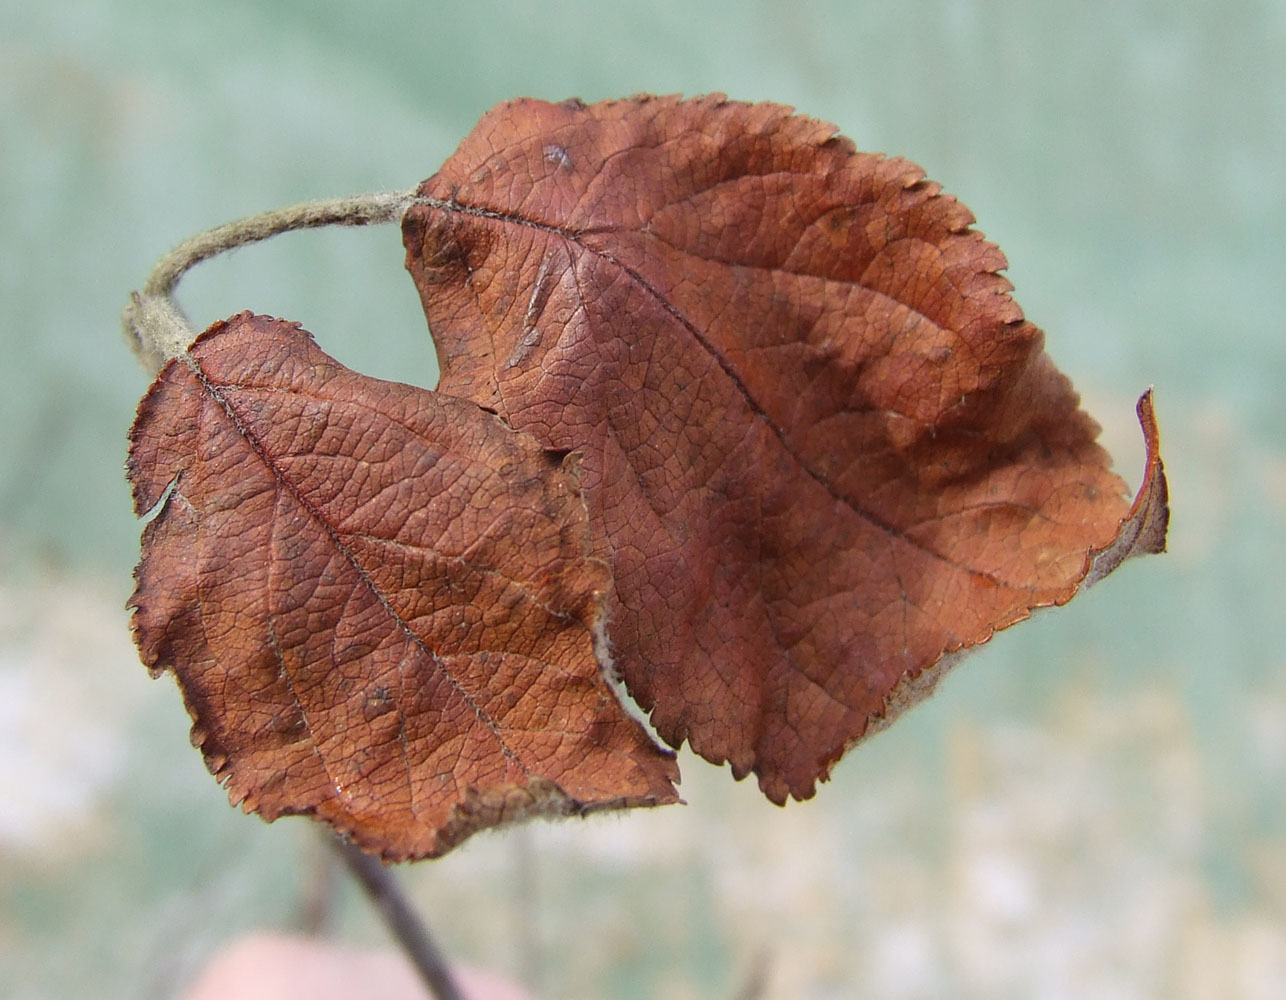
[329,837,465,1000]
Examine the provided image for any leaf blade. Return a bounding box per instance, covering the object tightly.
[128,313,678,859]
[404,95,1167,801]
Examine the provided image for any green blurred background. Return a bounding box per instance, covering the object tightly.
[2,2,1282,997]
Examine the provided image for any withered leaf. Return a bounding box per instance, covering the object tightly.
[403,95,1168,803]
[127,313,679,860]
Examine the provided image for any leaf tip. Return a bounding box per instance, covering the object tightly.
[1083,388,1170,587]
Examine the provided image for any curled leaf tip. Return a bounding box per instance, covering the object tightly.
[1084,389,1169,587]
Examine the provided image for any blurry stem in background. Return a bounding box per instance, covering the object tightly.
[513,824,544,992]
[330,836,465,1000]
[298,829,341,938]
[121,190,418,373]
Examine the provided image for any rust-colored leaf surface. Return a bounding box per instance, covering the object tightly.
[127,313,679,860]
[403,95,1168,803]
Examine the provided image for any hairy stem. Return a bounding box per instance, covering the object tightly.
[330,837,465,1000]
[122,189,420,372]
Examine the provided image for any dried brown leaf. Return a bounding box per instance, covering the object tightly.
[403,95,1168,802]
[127,313,679,860]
